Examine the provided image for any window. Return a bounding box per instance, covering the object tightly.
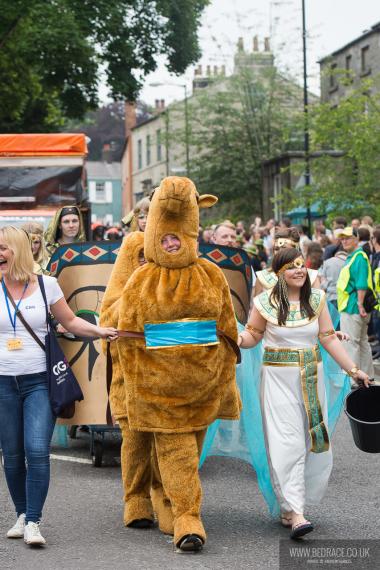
[146,134,151,165]
[156,129,162,162]
[344,54,352,82]
[361,45,370,74]
[329,63,338,90]
[137,139,142,170]
[95,182,105,201]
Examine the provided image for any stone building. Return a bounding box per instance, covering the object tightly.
[121,36,312,214]
[319,22,380,104]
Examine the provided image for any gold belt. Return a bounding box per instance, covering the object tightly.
[263,345,322,366]
[263,345,329,454]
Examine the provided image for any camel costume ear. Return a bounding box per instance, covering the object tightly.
[198,194,218,209]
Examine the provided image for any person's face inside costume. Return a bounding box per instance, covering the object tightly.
[30,235,42,257]
[281,256,307,289]
[161,234,181,253]
[137,212,148,232]
[138,248,146,266]
[59,214,80,242]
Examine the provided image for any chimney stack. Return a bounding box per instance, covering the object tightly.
[155,99,160,110]
[253,35,259,52]
[160,99,165,110]
[102,143,113,163]
[125,101,136,137]
[213,65,218,76]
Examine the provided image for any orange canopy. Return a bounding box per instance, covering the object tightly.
[0,134,87,157]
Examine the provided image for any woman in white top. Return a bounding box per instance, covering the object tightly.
[238,247,370,539]
[0,226,117,546]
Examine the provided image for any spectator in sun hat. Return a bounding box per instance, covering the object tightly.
[336,226,375,377]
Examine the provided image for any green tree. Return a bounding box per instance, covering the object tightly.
[0,0,209,132]
[296,76,380,220]
[169,65,304,220]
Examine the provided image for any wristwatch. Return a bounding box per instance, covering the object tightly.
[347,366,359,377]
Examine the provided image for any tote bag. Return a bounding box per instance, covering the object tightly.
[38,275,84,418]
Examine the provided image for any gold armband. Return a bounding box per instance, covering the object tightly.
[245,324,265,339]
[318,329,336,339]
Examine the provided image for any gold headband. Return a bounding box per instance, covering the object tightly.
[30,233,42,242]
[276,256,305,275]
[274,238,299,249]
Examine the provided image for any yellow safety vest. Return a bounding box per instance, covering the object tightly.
[375,267,380,309]
[336,250,373,312]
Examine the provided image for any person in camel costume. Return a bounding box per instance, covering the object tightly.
[117,176,241,552]
[100,232,174,535]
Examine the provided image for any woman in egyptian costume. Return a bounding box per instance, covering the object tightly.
[201,248,370,538]
[254,228,319,296]
[45,205,86,260]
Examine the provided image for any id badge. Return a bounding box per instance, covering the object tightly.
[7,338,23,351]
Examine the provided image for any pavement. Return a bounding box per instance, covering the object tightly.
[0,412,380,570]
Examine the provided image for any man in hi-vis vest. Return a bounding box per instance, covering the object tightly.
[336,227,375,377]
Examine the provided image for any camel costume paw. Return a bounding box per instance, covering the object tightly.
[124,497,154,528]
[151,486,174,535]
[174,516,206,549]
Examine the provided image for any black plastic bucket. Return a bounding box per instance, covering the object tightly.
[344,385,380,453]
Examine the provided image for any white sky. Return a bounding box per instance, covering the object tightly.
[100,0,380,106]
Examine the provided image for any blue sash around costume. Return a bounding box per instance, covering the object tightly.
[200,302,351,517]
[144,319,218,349]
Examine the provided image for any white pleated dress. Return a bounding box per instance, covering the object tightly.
[255,290,332,515]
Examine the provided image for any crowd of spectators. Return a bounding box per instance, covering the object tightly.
[199,214,380,365]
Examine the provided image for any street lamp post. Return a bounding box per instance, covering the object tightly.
[183,84,190,177]
[302,0,312,236]
[150,82,190,177]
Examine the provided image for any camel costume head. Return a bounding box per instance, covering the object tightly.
[118,176,241,433]
[144,177,217,268]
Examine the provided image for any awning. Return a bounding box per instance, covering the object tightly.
[0,134,87,157]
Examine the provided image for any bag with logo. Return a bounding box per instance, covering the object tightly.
[37,276,84,418]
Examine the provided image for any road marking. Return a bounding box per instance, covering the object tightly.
[51,453,92,464]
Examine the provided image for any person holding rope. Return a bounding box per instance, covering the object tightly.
[0,226,117,547]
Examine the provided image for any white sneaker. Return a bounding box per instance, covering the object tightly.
[24,522,46,546]
[7,514,25,538]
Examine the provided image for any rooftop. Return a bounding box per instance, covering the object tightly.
[319,21,380,63]
[86,161,121,179]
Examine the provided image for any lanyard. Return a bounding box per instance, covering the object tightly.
[1,280,29,336]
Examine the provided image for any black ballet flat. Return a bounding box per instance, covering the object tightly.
[177,534,204,552]
[290,521,314,540]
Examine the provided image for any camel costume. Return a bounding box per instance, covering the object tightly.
[100,232,173,534]
[117,176,241,549]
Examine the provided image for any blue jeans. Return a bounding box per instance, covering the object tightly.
[0,372,56,523]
